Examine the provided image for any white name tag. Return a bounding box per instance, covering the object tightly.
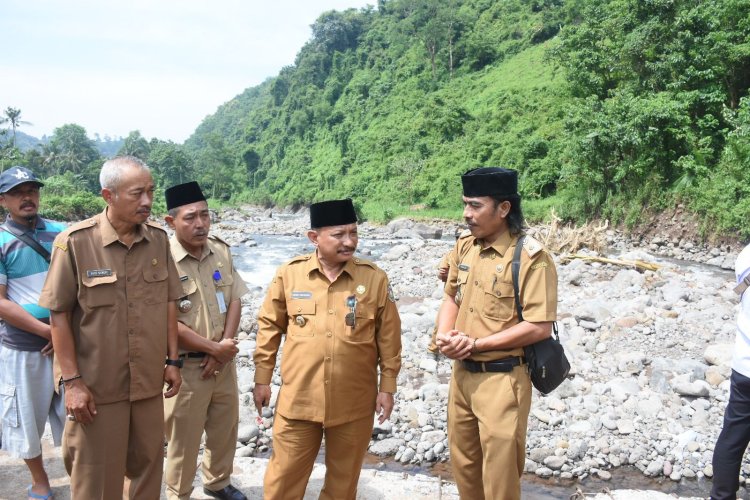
[216,291,227,314]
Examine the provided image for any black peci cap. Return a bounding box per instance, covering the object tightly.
[165,181,206,211]
[310,199,357,228]
[461,167,518,197]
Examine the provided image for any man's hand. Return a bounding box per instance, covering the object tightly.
[212,338,239,364]
[253,383,271,415]
[65,380,97,425]
[200,355,225,380]
[41,341,54,356]
[375,392,394,424]
[437,330,474,360]
[163,365,182,398]
[437,267,449,283]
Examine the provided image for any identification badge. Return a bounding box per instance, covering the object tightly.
[216,291,227,314]
[458,264,470,271]
[178,299,192,313]
[292,291,313,299]
[86,269,112,278]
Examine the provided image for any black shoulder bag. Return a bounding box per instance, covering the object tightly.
[512,236,570,395]
[0,223,51,263]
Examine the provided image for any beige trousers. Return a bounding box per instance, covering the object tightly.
[164,359,239,499]
[448,361,532,500]
[263,413,373,500]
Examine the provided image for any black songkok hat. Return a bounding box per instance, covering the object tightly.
[309,198,357,228]
[165,181,206,211]
[461,167,518,197]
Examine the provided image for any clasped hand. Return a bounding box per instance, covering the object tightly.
[436,330,473,360]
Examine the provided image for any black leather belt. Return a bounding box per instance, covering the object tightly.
[179,352,206,359]
[462,356,525,373]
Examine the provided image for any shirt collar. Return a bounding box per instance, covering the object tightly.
[482,230,515,257]
[305,251,356,280]
[99,207,150,247]
[170,234,211,262]
[4,214,44,233]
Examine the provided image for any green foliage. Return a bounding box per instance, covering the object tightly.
[40,172,105,221]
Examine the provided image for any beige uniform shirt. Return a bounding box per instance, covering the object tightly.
[170,235,248,345]
[254,253,402,427]
[39,210,182,404]
[445,231,557,362]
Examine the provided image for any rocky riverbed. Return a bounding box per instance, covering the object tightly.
[213,205,745,491]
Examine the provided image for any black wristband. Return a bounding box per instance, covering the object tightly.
[60,374,82,385]
[165,358,183,368]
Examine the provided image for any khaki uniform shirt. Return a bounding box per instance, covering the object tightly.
[38,209,182,404]
[254,253,402,427]
[445,231,557,362]
[170,235,248,344]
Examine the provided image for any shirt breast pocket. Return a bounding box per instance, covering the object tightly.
[349,305,376,343]
[143,266,169,305]
[178,279,201,324]
[81,274,118,308]
[288,299,316,337]
[216,273,234,305]
[483,280,515,321]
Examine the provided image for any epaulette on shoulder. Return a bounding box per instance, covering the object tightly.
[457,228,472,239]
[522,235,544,258]
[209,234,230,247]
[145,220,168,232]
[287,254,312,265]
[353,257,377,269]
[67,217,98,234]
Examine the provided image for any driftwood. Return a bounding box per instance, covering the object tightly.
[560,253,661,272]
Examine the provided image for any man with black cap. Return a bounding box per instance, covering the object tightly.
[0,166,65,500]
[39,156,183,499]
[163,181,249,500]
[435,167,558,499]
[253,198,402,499]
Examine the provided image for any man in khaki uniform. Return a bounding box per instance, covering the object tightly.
[253,198,402,500]
[436,167,558,500]
[163,181,249,500]
[39,156,183,499]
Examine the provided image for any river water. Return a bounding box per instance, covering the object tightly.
[231,232,734,498]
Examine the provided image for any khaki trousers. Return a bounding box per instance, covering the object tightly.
[447,362,532,500]
[263,413,373,500]
[63,394,164,499]
[164,359,239,499]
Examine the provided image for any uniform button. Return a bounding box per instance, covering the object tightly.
[325,357,331,361]
[326,332,332,337]
[474,280,479,286]
[470,307,474,312]
[128,329,134,335]
[297,307,302,312]
[328,309,334,314]
[325,380,329,385]
[129,302,134,308]
[127,277,132,282]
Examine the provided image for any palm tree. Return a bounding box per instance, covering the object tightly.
[0,107,32,148]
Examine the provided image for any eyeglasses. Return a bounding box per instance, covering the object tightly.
[345,295,356,327]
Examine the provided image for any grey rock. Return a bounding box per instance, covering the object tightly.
[370,438,404,457]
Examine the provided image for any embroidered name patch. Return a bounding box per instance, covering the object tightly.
[179,275,189,281]
[530,262,548,270]
[291,291,313,299]
[458,264,470,271]
[86,269,113,278]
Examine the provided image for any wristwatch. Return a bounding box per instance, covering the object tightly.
[165,358,183,368]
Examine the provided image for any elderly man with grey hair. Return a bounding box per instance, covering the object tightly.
[39,155,184,499]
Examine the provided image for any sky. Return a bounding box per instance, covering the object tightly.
[1,0,375,143]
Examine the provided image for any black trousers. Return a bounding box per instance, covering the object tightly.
[712,369,750,500]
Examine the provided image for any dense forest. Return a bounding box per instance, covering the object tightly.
[2,0,750,236]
